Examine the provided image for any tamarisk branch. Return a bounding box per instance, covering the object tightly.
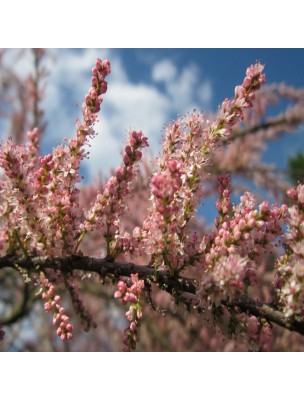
[1,254,304,336]
[0,254,197,294]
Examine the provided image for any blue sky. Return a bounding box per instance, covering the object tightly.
[1,48,304,223]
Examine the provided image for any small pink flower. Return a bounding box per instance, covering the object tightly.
[114,274,144,351]
[114,291,122,299]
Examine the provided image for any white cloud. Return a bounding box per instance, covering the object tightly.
[152,59,177,83]
[84,81,171,178]
[151,59,213,113]
[198,80,213,108]
[1,49,35,79]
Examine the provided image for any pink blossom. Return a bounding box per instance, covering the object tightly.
[276,184,304,317]
[81,130,148,257]
[114,274,144,351]
[200,174,286,304]
[38,274,73,341]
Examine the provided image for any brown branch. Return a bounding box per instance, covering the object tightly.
[32,48,42,130]
[1,254,304,335]
[31,48,46,133]
[227,113,303,143]
[0,254,198,296]
[226,296,304,336]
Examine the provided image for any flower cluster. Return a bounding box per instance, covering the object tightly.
[208,81,304,203]
[235,314,272,352]
[77,58,110,138]
[134,64,267,274]
[140,159,185,271]
[48,60,111,252]
[67,58,111,185]
[200,174,287,304]
[215,63,266,131]
[27,128,42,166]
[0,58,111,257]
[0,138,46,254]
[202,254,251,305]
[39,274,73,340]
[275,184,304,317]
[151,160,184,217]
[81,130,148,256]
[114,273,144,351]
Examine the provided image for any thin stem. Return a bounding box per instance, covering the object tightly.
[12,229,28,258]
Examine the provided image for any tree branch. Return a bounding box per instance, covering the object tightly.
[0,254,198,296]
[226,296,304,336]
[227,114,303,143]
[1,254,304,336]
